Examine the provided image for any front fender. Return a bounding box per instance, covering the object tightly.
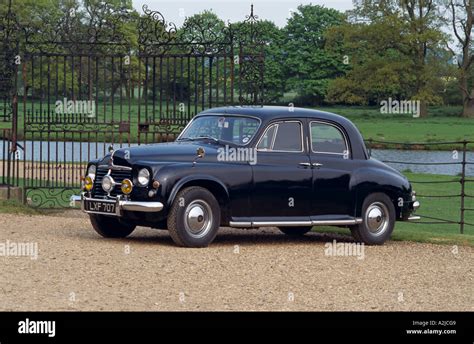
[151,161,251,221]
[166,173,230,208]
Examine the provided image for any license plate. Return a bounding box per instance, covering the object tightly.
[84,199,116,215]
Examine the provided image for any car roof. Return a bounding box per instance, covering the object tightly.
[200,106,347,123]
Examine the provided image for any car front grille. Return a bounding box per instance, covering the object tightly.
[92,167,132,198]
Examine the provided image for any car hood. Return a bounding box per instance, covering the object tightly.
[105,141,223,167]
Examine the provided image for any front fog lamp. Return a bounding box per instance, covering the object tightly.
[83,175,94,191]
[87,165,96,179]
[101,175,114,193]
[121,179,133,195]
[138,168,150,186]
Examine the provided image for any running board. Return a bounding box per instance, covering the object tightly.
[229,219,363,228]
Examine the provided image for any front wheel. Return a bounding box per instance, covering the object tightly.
[89,214,136,238]
[350,193,395,245]
[167,186,221,247]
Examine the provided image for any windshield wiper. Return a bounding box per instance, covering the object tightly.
[180,136,220,143]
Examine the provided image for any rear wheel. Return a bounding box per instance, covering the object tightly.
[167,186,221,247]
[89,214,136,238]
[278,226,312,236]
[350,193,395,245]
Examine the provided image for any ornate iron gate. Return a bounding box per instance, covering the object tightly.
[0,0,19,190]
[1,2,264,207]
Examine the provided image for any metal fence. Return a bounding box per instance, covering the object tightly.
[0,1,266,207]
[366,139,474,234]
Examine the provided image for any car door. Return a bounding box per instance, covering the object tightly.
[250,119,313,220]
[308,120,355,217]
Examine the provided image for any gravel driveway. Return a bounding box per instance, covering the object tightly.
[0,212,472,311]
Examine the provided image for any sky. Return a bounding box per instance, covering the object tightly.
[132,0,355,27]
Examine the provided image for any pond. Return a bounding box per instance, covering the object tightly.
[1,140,473,176]
[370,149,474,177]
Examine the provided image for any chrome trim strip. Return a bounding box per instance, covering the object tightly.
[229,221,252,227]
[312,219,362,225]
[229,218,363,228]
[98,164,132,171]
[253,221,313,227]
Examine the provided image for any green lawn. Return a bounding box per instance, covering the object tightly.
[0,199,40,215]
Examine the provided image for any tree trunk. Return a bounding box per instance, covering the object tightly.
[462,89,474,118]
[460,74,474,118]
[418,100,428,118]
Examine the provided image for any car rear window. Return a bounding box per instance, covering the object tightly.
[310,122,348,155]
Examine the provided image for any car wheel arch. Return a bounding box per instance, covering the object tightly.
[355,187,402,218]
[167,176,230,224]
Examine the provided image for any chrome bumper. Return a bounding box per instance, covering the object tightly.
[406,200,421,221]
[70,192,163,216]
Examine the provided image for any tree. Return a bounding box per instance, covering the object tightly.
[401,0,446,117]
[328,0,446,116]
[446,0,474,117]
[257,20,286,103]
[283,4,346,105]
[325,18,415,105]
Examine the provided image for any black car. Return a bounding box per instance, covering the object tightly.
[72,106,420,247]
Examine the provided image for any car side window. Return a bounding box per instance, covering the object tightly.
[310,122,348,156]
[257,121,302,152]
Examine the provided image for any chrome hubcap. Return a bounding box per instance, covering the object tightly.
[365,202,389,235]
[184,200,213,238]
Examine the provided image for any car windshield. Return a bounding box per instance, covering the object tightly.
[178,115,260,145]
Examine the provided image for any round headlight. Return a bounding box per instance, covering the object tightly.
[102,175,115,192]
[121,179,133,195]
[138,168,150,186]
[87,165,96,179]
[83,175,94,191]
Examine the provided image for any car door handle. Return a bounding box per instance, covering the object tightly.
[299,162,312,168]
[312,163,323,168]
